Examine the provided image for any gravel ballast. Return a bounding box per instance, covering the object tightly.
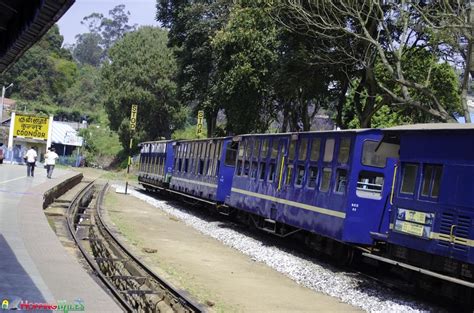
[114,185,436,312]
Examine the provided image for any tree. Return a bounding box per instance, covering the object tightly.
[3,25,77,104]
[273,1,460,126]
[212,2,280,134]
[77,4,136,62]
[156,0,231,136]
[101,27,185,150]
[60,65,104,111]
[407,1,473,123]
[73,33,103,67]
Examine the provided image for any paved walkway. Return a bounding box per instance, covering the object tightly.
[0,164,122,312]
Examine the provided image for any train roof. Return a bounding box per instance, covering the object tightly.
[383,123,474,132]
[232,128,374,140]
[380,123,474,145]
[139,140,173,146]
[139,129,376,146]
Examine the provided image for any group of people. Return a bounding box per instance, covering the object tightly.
[24,146,59,178]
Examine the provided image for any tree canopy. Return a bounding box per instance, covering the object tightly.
[101,26,186,150]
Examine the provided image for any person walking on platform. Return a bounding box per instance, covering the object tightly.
[45,147,59,179]
[24,147,37,177]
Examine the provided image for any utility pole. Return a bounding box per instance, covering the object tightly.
[125,104,138,195]
[0,83,13,123]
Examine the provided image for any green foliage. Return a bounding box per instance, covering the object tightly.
[172,123,208,140]
[73,33,103,66]
[3,25,77,104]
[156,0,231,136]
[79,126,122,167]
[78,4,136,62]
[101,26,186,151]
[212,3,279,134]
[374,50,461,124]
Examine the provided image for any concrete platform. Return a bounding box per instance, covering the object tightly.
[0,164,122,312]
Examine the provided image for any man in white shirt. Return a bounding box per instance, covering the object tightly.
[45,147,59,179]
[24,147,37,177]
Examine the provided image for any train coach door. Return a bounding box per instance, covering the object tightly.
[216,139,237,203]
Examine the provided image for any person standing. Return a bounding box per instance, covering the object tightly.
[24,147,37,177]
[45,147,59,179]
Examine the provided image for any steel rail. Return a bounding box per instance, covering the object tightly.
[95,182,203,313]
[65,180,135,312]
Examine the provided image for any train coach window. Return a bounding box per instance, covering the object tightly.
[421,164,443,198]
[199,159,205,175]
[259,162,266,180]
[245,139,253,159]
[271,139,279,158]
[268,163,276,182]
[261,139,269,158]
[298,138,308,161]
[323,138,335,162]
[310,138,321,161]
[295,165,305,187]
[238,141,244,158]
[335,169,348,193]
[237,160,243,176]
[362,140,399,168]
[308,167,318,188]
[224,142,238,167]
[253,139,261,158]
[207,159,213,176]
[184,159,189,173]
[338,138,351,164]
[289,141,296,161]
[320,168,332,192]
[357,171,384,199]
[285,165,294,185]
[400,164,418,195]
[243,161,250,176]
[251,161,258,179]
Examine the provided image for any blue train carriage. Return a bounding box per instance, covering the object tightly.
[368,123,474,289]
[138,140,175,191]
[225,129,398,251]
[168,137,236,204]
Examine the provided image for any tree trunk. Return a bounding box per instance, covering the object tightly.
[205,109,218,137]
[462,39,473,123]
[336,78,349,129]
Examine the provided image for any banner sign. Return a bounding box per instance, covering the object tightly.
[196,110,204,136]
[13,114,49,141]
[394,208,435,238]
[130,105,138,131]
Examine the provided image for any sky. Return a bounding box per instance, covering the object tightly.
[57,0,159,46]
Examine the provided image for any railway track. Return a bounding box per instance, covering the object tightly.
[66,181,203,313]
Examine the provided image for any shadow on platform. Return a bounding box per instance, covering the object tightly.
[0,234,48,309]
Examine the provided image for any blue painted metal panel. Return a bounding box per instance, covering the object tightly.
[226,130,391,244]
[169,138,230,202]
[388,130,474,265]
[343,131,396,244]
[165,142,174,178]
[216,138,235,203]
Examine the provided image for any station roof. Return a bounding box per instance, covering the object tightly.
[0,0,75,73]
[51,121,83,147]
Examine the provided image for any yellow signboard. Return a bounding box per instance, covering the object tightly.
[196,110,204,136]
[397,220,425,237]
[13,114,49,140]
[130,104,138,131]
